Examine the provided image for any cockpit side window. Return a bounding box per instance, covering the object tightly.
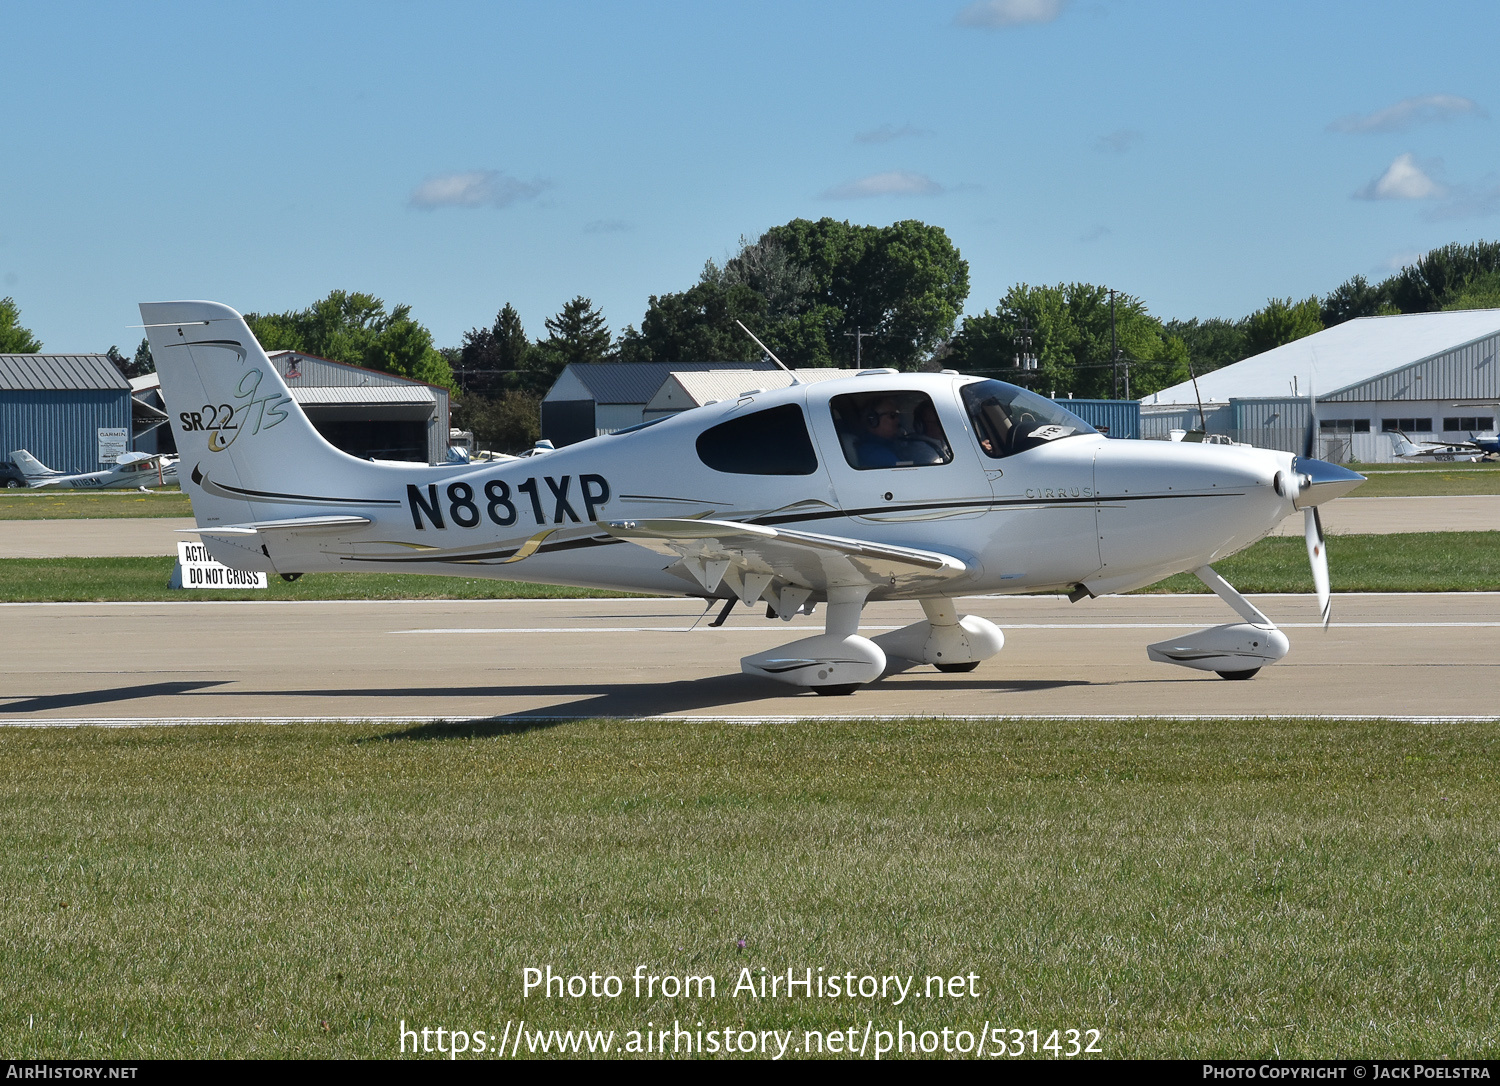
[960,379,1097,459]
[695,403,819,475]
[829,391,954,470]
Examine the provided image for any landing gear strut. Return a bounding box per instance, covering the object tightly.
[1146,566,1289,679]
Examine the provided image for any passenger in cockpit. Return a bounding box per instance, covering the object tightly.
[913,401,951,462]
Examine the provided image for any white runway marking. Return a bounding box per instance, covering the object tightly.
[396,621,1500,634]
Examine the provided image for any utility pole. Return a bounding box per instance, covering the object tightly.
[1015,315,1037,378]
[843,326,869,367]
[1109,289,1120,399]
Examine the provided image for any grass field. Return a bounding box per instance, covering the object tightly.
[0,718,1494,1059]
[0,556,632,602]
[0,489,189,519]
[0,531,1496,602]
[1146,531,1500,594]
[1351,463,1500,497]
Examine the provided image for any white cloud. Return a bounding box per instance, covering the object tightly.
[1355,153,1444,201]
[408,170,548,210]
[1328,94,1486,134]
[1097,129,1142,153]
[855,123,932,144]
[821,171,945,199]
[584,219,631,234]
[955,0,1067,28]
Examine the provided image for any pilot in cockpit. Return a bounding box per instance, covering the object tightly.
[853,397,906,467]
[851,395,949,468]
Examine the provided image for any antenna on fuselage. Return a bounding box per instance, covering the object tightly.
[1186,355,1209,438]
[735,319,801,385]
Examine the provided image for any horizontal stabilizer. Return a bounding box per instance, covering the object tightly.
[180,515,371,536]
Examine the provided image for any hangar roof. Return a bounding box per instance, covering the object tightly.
[1147,309,1500,405]
[0,353,131,392]
[545,361,780,405]
[289,385,438,406]
[648,368,859,412]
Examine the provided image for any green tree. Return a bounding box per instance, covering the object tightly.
[1384,241,1500,313]
[1441,269,1500,311]
[516,296,611,393]
[451,391,541,454]
[0,297,41,353]
[245,290,456,391]
[622,218,967,370]
[106,343,155,380]
[1320,274,1392,326]
[617,275,769,364]
[1242,296,1323,356]
[459,303,532,394]
[947,283,1185,399]
[133,337,155,376]
[1163,317,1248,374]
[762,217,968,369]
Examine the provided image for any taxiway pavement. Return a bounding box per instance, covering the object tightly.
[3,593,1495,723]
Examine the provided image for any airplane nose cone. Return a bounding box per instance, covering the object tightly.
[1291,456,1365,508]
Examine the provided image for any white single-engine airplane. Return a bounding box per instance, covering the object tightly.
[10,448,179,489]
[143,300,1365,694]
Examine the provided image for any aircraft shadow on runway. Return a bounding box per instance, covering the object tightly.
[345,673,1093,741]
[0,680,232,714]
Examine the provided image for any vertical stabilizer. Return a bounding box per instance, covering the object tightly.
[139,300,392,570]
[8,450,57,483]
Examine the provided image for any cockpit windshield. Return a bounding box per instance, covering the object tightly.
[960,379,1098,459]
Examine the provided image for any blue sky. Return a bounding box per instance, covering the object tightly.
[3,0,1497,353]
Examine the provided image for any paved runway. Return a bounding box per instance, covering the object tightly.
[0,518,198,558]
[3,594,1496,723]
[1,497,1496,559]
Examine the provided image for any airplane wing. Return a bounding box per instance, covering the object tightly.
[601,517,968,604]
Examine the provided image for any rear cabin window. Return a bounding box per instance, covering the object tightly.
[829,391,954,470]
[695,403,819,475]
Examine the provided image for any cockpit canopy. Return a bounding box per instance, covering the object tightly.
[960,379,1097,459]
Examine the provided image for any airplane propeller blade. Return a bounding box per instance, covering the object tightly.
[1304,506,1331,629]
[1300,364,1331,626]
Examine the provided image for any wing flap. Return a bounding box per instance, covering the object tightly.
[602,517,967,596]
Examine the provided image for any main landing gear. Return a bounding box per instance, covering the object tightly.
[741,593,1005,695]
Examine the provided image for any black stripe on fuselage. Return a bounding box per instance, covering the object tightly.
[334,490,1245,567]
[192,465,402,506]
[755,490,1246,527]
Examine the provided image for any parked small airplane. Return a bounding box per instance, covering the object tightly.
[143,300,1364,693]
[10,449,180,490]
[1388,432,1484,463]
